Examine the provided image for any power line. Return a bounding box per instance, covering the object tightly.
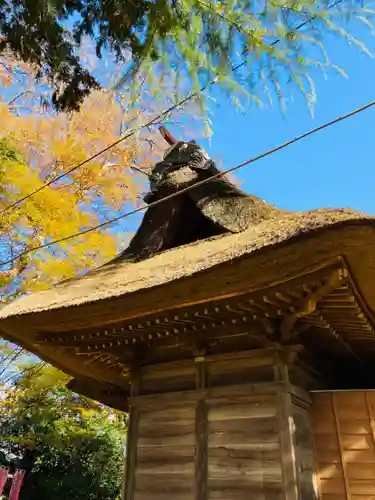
[0,346,23,365]
[0,96,374,269]
[2,361,46,386]
[0,348,25,378]
[0,0,343,216]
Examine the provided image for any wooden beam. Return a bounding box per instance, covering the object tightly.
[38,317,266,349]
[195,360,207,500]
[132,381,283,411]
[280,269,348,342]
[124,372,140,500]
[279,389,299,500]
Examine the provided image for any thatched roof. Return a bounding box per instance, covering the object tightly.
[0,138,375,400]
[107,140,284,264]
[0,208,373,320]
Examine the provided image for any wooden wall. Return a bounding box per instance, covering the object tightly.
[135,405,196,499]
[206,393,283,500]
[131,392,286,500]
[123,348,317,500]
[311,391,375,500]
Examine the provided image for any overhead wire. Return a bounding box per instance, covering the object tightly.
[2,361,46,386]
[0,96,374,269]
[0,348,25,378]
[0,0,343,216]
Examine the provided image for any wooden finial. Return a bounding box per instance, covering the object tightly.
[159,126,178,146]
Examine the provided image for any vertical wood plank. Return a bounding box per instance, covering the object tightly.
[124,405,139,500]
[277,361,299,500]
[310,408,322,500]
[124,371,140,500]
[279,389,299,500]
[195,358,207,500]
[195,399,207,500]
[196,359,206,390]
[331,393,350,500]
[365,391,375,449]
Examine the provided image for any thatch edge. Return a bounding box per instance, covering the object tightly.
[0,209,374,320]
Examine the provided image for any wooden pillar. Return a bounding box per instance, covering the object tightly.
[124,372,140,500]
[195,359,207,500]
[123,348,317,500]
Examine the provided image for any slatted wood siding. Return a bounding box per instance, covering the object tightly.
[311,391,375,500]
[125,348,316,500]
[135,406,196,499]
[207,394,284,500]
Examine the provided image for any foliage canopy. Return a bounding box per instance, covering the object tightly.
[0,0,373,112]
[0,364,127,500]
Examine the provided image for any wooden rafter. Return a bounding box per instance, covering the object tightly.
[280,269,348,342]
[32,263,375,377]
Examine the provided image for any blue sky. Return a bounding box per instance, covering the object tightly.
[110,18,375,239]
[199,21,375,214]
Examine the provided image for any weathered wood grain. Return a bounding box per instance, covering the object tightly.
[134,493,192,500]
[136,461,194,475]
[209,436,280,450]
[132,381,282,410]
[208,491,284,500]
[138,420,195,438]
[206,386,285,499]
[208,398,278,422]
[140,406,195,422]
[208,415,277,434]
[137,445,195,463]
[138,430,195,447]
[208,420,279,449]
[134,473,193,491]
[135,403,196,497]
[124,407,139,500]
[140,364,196,395]
[195,399,207,500]
[208,447,281,461]
[208,479,284,496]
[278,389,299,500]
[208,459,282,483]
[292,402,318,500]
[206,357,275,387]
[207,455,282,471]
[129,350,319,500]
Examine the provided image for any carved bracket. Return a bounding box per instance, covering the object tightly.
[280,268,348,342]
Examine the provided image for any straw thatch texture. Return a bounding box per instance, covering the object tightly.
[108,140,284,263]
[0,208,373,320]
